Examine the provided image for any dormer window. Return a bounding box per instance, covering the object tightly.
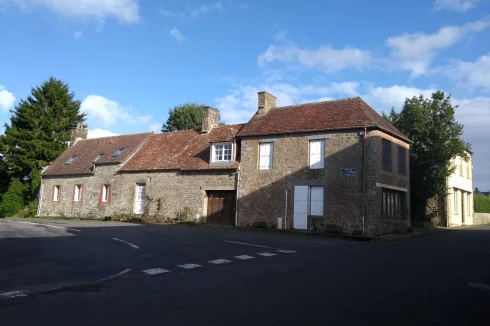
[111,148,125,157]
[65,155,77,165]
[93,153,104,163]
[211,142,233,164]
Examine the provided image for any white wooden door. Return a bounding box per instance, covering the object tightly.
[294,186,309,230]
[134,183,146,214]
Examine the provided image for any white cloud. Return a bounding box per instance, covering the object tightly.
[434,0,478,12]
[160,2,223,19]
[1,0,140,24]
[215,82,360,123]
[442,53,490,90]
[386,18,490,77]
[87,128,119,139]
[0,85,15,111]
[363,85,437,109]
[149,123,161,133]
[169,27,185,42]
[81,95,151,127]
[258,44,371,72]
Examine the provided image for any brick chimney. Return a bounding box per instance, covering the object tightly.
[69,122,88,146]
[201,106,220,133]
[257,91,276,115]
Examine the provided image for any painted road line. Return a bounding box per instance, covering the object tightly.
[95,269,132,283]
[0,290,29,300]
[235,255,255,260]
[277,249,297,254]
[112,238,140,249]
[178,264,202,269]
[225,240,277,249]
[8,220,81,232]
[143,268,170,275]
[467,282,490,291]
[208,259,232,264]
[257,252,277,257]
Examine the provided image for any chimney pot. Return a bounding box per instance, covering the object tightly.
[257,91,276,115]
[201,106,220,133]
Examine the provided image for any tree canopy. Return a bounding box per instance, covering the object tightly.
[0,77,85,210]
[162,103,225,132]
[383,91,470,220]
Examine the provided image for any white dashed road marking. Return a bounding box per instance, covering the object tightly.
[143,268,170,275]
[95,269,132,283]
[277,249,297,254]
[178,264,202,269]
[112,238,139,249]
[225,240,277,249]
[235,255,255,260]
[467,282,490,291]
[7,220,81,232]
[208,259,232,264]
[0,290,29,300]
[257,252,277,257]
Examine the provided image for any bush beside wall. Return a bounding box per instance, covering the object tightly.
[475,194,490,213]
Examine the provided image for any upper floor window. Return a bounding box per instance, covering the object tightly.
[466,160,470,179]
[382,139,392,172]
[459,160,463,176]
[211,142,233,164]
[111,148,126,157]
[259,142,273,170]
[398,146,406,176]
[53,185,61,202]
[65,155,77,165]
[73,184,83,202]
[309,139,325,169]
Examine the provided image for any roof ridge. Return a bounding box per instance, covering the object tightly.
[275,96,361,110]
[154,129,199,136]
[84,131,153,141]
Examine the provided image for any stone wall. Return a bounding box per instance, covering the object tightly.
[237,129,410,235]
[40,165,237,222]
[474,213,490,225]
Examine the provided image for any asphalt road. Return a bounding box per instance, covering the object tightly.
[1,219,489,326]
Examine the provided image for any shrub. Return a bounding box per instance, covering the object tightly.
[0,179,27,217]
[475,194,490,213]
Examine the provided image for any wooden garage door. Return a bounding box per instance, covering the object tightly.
[206,191,236,225]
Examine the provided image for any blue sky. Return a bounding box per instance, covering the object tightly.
[0,0,489,189]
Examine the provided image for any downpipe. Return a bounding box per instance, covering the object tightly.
[361,127,367,235]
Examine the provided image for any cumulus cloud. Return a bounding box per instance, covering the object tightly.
[87,128,119,139]
[258,44,371,73]
[169,27,185,42]
[386,18,490,77]
[0,0,140,25]
[0,85,15,111]
[441,53,490,91]
[81,95,152,127]
[160,2,223,19]
[434,0,478,12]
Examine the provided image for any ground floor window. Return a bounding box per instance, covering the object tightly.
[73,185,83,202]
[453,188,458,214]
[382,188,405,218]
[310,186,324,216]
[53,185,61,202]
[134,183,146,214]
[101,184,111,203]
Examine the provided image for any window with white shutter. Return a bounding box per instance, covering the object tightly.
[259,142,273,170]
[310,186,324,216]
[309,139,325,169]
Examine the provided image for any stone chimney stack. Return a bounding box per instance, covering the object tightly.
[201,106,220,133]
[257,91,276,115]
[69,122,88,146]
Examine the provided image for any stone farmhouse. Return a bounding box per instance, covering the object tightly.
[38,92,412,235]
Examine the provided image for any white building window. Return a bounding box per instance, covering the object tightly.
[101,184,110,203]
[309,139,325,169]
[259,142,273,170]
[310,186,324,216]
[211,142,233,164]
[453,189,458,214]
[134,183,146,215]
[73,185,83,202]
[53,185,61,202]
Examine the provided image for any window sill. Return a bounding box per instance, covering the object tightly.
[210,161,234,166]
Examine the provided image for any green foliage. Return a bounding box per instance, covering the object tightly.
[383,91,470,220]
[475,194,490,213]
[0,77,85,204]
[0,179,28,217]
[162,103,204,132]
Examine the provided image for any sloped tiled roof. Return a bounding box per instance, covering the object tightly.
[121,124,244,172]
[237,97,410,142]
[42,133,152,176]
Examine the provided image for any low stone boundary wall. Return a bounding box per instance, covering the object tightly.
[474,213,490,225]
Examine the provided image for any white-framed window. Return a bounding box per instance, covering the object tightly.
[101,184,110,203]
[134,183,146,215]
[53,185,61,202]
[211,142,233,164]
[310,186,324,216]
[309,139,325,169]
[467,193,471,215]
[259,142,273,170]
[453,189,458,214]
[73,185,83,202]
